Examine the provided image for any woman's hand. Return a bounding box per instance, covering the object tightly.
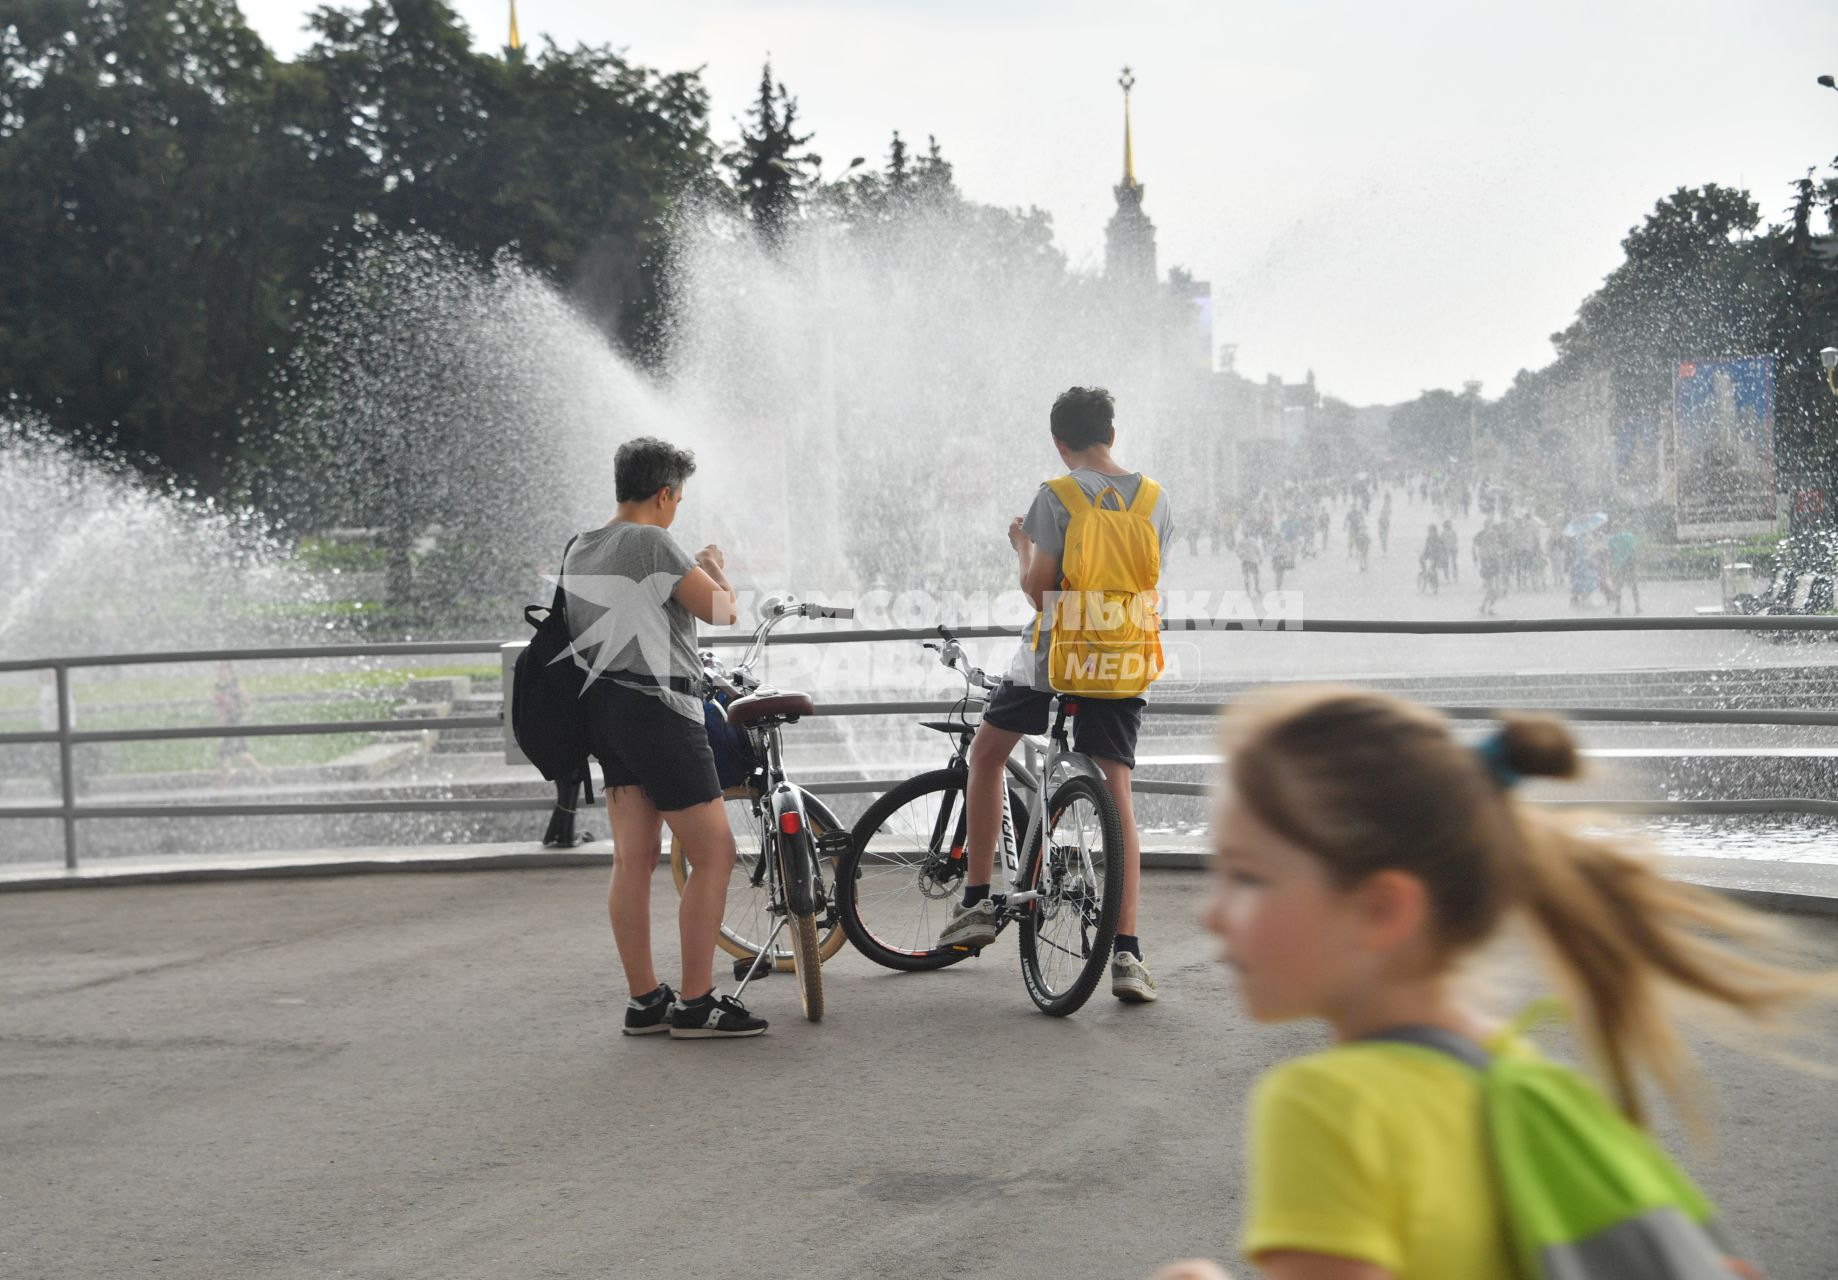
[1146,1261,1232,1280]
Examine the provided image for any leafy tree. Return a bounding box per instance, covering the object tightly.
[0,0,719,498]
[0,0,329,488]
[1388,388,1476,467]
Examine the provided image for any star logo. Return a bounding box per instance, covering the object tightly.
[539,571,693,692]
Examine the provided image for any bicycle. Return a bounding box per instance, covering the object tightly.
[665,595,855,1022]
[833,627,1125,1016]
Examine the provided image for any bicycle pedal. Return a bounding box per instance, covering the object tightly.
[734,956,774,982]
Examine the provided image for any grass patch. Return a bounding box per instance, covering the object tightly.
[0,664,499,717]
[79,698,396,775]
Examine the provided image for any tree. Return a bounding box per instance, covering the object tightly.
[886,130,909,196]
[1388,389,1475,467]
[1,0,718,498]
[728,61,816,245]
[0,0,330,488]
[1551,184,1771,416]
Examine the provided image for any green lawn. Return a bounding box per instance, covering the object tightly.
[1,663,500,775]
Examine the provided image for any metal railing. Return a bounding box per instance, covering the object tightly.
[5,616,1838,872]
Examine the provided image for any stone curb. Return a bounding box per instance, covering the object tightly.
[3,845,1836,919]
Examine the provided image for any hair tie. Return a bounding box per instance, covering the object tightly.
[1474,730,1522,789]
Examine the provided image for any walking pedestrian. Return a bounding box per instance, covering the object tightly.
[1238,528,1264,598]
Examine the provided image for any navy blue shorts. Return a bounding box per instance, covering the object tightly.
[585,680,723,812]
[979,680,1144,770]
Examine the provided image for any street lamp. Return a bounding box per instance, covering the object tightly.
[1819,74,1837,90]
[1821,346,1838,395]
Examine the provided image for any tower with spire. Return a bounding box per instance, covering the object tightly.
[1104,68,1159,289]
[504,0,525,63]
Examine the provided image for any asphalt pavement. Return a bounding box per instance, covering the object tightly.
[4,866,1836,1279]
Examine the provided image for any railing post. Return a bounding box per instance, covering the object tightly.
[55,664,77,869]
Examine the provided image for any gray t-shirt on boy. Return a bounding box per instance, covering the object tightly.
[562,522,702,723]
[1007,468,1175,691]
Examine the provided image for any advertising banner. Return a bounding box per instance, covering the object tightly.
[1673,356,1775,540]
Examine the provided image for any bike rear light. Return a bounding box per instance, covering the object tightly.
[779,812,802,835]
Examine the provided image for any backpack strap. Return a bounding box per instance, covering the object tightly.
[1045,473,1089,512]
[1128,476,1162,518]
[552,533,582,616]
[1361,1024,1492,1072]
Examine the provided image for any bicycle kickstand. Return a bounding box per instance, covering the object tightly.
[732,917,789,1002]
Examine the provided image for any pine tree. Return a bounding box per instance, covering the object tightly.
[913,134,956,204]
[730,61,816,244]
[886,130,909,194]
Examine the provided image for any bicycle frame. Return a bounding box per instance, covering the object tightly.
[723,681,844,1000]
[925,627,1110,909]
[997,702,1109,908]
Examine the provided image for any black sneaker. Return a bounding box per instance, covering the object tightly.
[622,983,676,1036]
[669,991,768,1039]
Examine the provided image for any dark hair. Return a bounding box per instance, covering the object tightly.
[615,436,697,504]
[1049,387,1116,451]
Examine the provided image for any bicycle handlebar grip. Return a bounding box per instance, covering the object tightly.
[805,604,854,620]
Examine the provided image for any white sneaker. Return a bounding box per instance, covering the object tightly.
[937,898,999,949]
[1111,951,1158,1003]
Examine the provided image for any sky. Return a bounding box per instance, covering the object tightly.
[238,0,1838,408]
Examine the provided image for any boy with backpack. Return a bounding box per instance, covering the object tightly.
[937,386,1174,1004]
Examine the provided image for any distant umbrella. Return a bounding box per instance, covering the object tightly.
[1563,512,1608,537]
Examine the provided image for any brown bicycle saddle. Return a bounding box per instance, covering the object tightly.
[725,689,815,726]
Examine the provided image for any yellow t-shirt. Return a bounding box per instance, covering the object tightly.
[1240,1036,1525,1279]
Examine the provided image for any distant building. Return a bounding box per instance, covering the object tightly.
[1104,69,1158,290]
[1093,70,1360,514]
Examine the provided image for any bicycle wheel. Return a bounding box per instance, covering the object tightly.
[837,768,1029,972]
[669,786,846,970]
[1018,773,1123,1017]
[780,837,825,1022]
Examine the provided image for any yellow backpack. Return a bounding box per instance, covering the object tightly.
[1034,473,1165,697]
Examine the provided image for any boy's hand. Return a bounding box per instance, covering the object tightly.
[1146,1261,1233,1280]
[696,545,726,573]
[1008,517,1027,551]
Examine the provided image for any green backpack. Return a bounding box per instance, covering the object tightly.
[1367,1025,1755,1280]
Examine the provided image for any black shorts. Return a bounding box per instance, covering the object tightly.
[979,680,1145,770]
[585,680,723,812]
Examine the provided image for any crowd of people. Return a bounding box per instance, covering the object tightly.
[1201,470,1645,618]
[558,400,1813,1280]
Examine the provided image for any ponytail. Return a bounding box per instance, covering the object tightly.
[1484,714,1827,1127]
[1512,813,1820,1127]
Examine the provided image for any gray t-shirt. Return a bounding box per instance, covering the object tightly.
[561,522,702,723]
[1007,469,1175,691]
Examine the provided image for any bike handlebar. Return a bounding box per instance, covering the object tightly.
[925,630,999,691]
[710,596,856,685]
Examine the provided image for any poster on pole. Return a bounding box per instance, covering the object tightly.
[1672,356,1776,540]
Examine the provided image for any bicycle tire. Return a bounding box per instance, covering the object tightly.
[781,836,825,1022]
[669,785,846,969]
[1018,773,1123,1017]
[836,768,1029,972]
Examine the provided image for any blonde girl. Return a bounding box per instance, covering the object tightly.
[1153,687,1822,1280]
